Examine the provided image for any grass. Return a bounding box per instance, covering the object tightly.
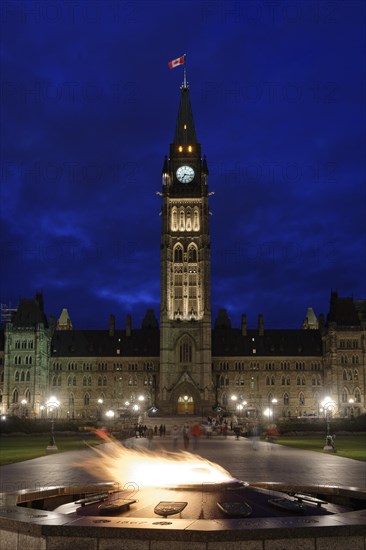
[0,434,103,466]
[275,434,366,461]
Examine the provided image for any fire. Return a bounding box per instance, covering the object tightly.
[82,432,235,488]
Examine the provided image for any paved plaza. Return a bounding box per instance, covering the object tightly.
[0,434,365,496]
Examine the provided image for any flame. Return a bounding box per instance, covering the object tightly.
[82,432,235,488]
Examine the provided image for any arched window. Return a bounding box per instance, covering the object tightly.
[185,208,192,231]
[354,388,361,403]
[174,245,183,263]
[15,371,19,382]
[266,376,270,386]
[25,389,31,402]
[88,376,92,386]
[354,370,359,381]
[26,370,30,382]
[302,377,306,385]
[180,336,192,363]
[188,245,197,263]
[283,393,289,406]
[352,355,359,364]
[171,207,178,231]
[103,376,107,386]
[179,208,185,231]
[193,208,200,231]
[296,376,301,385]
[84,393,90,406]
[13,389,19,403]
[271,376,275,385]
[20,371,25,382]
[348,370,353,381]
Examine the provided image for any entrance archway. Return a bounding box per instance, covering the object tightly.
[177,394,194,414]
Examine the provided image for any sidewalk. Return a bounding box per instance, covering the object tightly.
[0,434,365,495]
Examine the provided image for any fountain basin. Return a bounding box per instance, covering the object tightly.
[0,481,365,549]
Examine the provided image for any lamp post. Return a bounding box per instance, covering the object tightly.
[46,396,59,452]
[321,396,336,452]
[271,398,278,423]
[97,398,104,421]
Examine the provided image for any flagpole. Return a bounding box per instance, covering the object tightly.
[183,53,187,88]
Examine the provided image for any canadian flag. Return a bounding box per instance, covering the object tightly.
[168,55,185,69]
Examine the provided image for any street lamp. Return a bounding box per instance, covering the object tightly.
[321,396,336,452]
[271,398,278,422]
[97,398,104,421]
[46,396,59,452]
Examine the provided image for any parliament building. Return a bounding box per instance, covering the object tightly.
[0,83,365,421]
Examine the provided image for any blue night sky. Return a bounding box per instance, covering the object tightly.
[1,0,365,330]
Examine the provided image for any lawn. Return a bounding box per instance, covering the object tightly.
[0,434,102,466]
[275,434,366,461]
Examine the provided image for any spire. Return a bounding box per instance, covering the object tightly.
[173,85,197,147]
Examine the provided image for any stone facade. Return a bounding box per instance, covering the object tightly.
[0,85,365,421]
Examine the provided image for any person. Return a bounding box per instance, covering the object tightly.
[159,424,163,437]
[191,422,202,450]
[182,423,190,449]
[250,422,259,450]
[171,425,180,450]
[146,426,154,449]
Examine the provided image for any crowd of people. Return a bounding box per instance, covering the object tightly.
[130,417,278,451]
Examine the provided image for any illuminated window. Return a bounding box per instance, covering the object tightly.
[178,146,183,152]
[184,124,187,129]
[188,145,192,152]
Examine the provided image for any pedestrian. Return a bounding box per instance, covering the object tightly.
[182,423,190,449]
[250,422,259,450]
[146,426,154,450]
[191,422,202,450]
[159,424,163,437]
[171,425,180,450]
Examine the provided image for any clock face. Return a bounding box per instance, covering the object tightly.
[176,165,195,183]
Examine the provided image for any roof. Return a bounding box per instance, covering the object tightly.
[327,292,361,326]
[173,86,197,147]
[51,329,160,358]
[11,294,48,328]
[212,329,322,357]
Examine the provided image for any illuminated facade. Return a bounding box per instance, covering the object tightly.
[0,85,365,420]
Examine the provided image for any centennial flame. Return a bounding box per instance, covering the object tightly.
[83,431,234,488]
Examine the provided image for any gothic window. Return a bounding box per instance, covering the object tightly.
[174,245,183,263]
[302,377,306,385]
[20,371,25,382]
[283,393,289,406]
[287,377,291,385]
[15,341,20,349]
[296,376,301,385]
[179,208,185,231]
[266,376,270,386]
[185,208,192,231]
[354,388,361,403]
[348,370,353,381]
[84,393,90,406]
[271,376,275,385]
[193,208,200,231]
[179,336,192,363]
[341,389,347,403]
[26,370,30,382]
[354,370,359,381]
[15,371,19,382]
[342,370,347,380]
[12,389,18,403]
[21,341,27,349]
[171,207,178,231]
[188,245,197,263]
[103,376,107,386]
[88,376,92,386]
[25,389,31,402]
[299,393,305,405]
[352,355,359,364]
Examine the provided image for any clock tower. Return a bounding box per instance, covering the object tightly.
[159,82,212,415]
